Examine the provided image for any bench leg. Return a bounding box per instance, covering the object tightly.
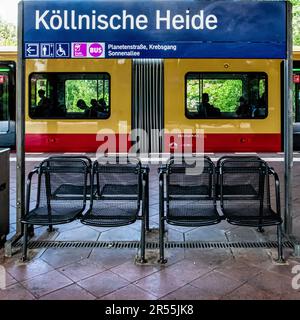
[276,225,285,263]
[159,217,167,264]
[47,225,53,232]
[146,210,150,232]
[145,197,150,232]
[28,224,35,237]
[145,175,150,232]
[22,224,28,262]
[139,218,147,263]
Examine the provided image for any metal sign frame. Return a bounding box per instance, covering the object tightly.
[22,0,287,59]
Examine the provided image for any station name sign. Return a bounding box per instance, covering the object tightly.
[23,0,287,59]
[35,9,218,31]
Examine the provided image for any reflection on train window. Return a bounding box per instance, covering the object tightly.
[0,70,10,132]
[29,73,110,119]
[294,71,300,123]
[185,72,268,119]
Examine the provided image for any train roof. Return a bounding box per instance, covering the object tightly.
[0,46,17,54]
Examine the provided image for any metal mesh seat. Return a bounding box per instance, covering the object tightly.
[168,185,209,197]
[47,156,93,198]
[81,200,138,227]
[166,157,219,225]
[82,159,142,227]
[219,157,281,225]
[81,156,147,262]
[218,156,284,261]
[158,156,221,263]
[21,157,90,261]
[25,200,84,225]
[222,201,282,226]
[216,156,263,198]
[100,184,138,197]
[168,200,219,226]
[52,184,92,197]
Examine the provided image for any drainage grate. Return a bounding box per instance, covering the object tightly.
[13,240,295,250]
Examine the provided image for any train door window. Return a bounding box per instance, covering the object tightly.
[0,67,11,132]
[185,72,268,119]
[293,69,300,123]
[29,73,110,119]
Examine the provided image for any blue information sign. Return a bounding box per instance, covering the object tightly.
[22,0,287,59]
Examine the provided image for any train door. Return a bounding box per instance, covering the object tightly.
[293,64,300,150]
[132,59,164,154]
[0,62,15,148]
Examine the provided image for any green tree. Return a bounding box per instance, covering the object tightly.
[187,79,243,113]
[0,18,17,46]
[65,79,109,112]
[291,0,300,46]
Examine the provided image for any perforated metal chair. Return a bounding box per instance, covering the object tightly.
[218,156,284,262]
[81,156,148,263]
[216,156,263,198]
[45,156,93,199]
[22,157,91,261]
[158,156,221,263]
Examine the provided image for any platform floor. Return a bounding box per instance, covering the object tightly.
[1,152,300,300]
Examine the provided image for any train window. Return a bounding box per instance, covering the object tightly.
[185,72,268,119]
[294,69,300,123]
[0,69,10,132]
[29,73,110,119]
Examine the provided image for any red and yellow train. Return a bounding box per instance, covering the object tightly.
[1,47,300,152]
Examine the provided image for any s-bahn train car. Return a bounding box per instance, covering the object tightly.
[1,48,300,152]
[0,47,16,148]
[24,57,282,152]
[164,58,279,152]
[293,47,300,150]
[25,58,131,152]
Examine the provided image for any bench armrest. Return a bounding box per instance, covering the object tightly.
[269,167,281,215]
[25,168,39,216]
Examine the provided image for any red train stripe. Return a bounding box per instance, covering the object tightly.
[164,133,281,152]
[25,134,130,153]
[25,133,281,152]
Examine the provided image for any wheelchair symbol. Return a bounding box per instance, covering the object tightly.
[55,43,70,57]
[56,44,67,57]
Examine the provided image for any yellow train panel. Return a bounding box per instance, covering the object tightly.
[293,47,300,61]
[0,47,17,62]
[164,59,282,134]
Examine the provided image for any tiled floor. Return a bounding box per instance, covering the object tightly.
[1,152,300,300]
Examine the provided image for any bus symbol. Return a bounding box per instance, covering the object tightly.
[88,43,105,58]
